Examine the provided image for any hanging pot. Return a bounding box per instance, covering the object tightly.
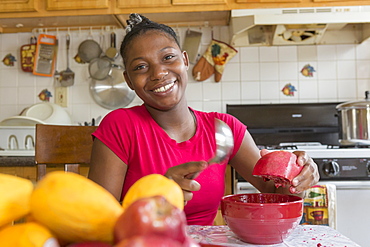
[89,67,135,110]
[336,91,370,145]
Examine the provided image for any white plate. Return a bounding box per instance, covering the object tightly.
[0,116,45,126]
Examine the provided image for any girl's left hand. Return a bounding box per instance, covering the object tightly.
[290,151,320,194]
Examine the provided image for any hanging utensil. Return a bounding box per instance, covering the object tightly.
[59,34,75,87]
[105,32,119,60]
[53,35,61,84]
[77,30,102,63]
[89,68,135,110]
[88,56,123,81]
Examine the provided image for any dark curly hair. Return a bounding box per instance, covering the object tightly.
[120,13,180,65]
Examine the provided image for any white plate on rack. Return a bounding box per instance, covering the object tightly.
[0,116,45,126]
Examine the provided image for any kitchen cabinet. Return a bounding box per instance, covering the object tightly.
[0,0,369,33]
[235,0,301,3]
[0,0,37,13]
[172,0,227,5]
[116,0,171,8]
[46,0,109,10]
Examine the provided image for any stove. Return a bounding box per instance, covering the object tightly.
[226,103,370,182]
[227,103,370,246]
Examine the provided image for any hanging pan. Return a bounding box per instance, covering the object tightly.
[89,67,135,110]
[77,30,102,63]
[88,56,123,81]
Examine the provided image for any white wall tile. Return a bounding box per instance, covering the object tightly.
[260,62,279,81]
[221,62,240,82]
[278,46,297,62]
[279,62,298,80]
[317,45,337,60]
[259,47,278,62]
[221,82,241,101]
[202,81,221,101]
[336,44,356,60]
[240,47,259,62]
[318,80,338,100]
[299,80,318,100]
[0,68,18,87]
[297,46,317,61]
[188,101,203,112]
[317,61,337,80]
[186,81,203,101]
[260,81,279,100]
[241,81,260,100]
[240,63,260,81]
[203,101,222,113]
[71,84,90,104]
[356,60,370,79]
[0,87,17,105]
[357,79,370,98]
[337,79,357,100]
[337,60,356,79]
[356,40,370,60]
[1,34,19,51]
[18,87,36,105]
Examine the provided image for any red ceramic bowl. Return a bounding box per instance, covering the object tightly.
[221,193,303,245]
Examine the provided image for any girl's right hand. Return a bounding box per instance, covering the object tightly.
[165,161,208,205]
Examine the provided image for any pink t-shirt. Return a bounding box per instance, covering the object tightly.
[92,105,246,225]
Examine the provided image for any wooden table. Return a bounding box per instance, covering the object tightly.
[187,225,360,246]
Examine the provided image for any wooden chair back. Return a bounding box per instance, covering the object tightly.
[35,124,97,181]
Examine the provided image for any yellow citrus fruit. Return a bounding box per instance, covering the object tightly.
[30,171,123,244]
[122,174,184,211]
[0,173,34,227]
[0,222,59,247]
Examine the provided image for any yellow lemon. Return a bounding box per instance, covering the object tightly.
[122,174,184,211]
[0,222,59,247]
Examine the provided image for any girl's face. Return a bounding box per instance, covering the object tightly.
[123,30,189,111]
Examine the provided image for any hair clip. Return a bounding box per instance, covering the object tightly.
[125,13,143,34]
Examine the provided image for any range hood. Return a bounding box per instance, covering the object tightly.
[230,6,370,46]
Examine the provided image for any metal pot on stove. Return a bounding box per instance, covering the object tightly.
[336,91,370,146]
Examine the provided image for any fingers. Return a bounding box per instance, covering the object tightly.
[260,149,270,157]
[164,161,208,204]
[290,152,320,193]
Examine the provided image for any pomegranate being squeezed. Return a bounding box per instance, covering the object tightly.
[252,151,303,193]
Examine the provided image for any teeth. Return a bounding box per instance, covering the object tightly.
[153,82,174,93]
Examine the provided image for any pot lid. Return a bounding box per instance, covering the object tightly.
[89,69,135,110]
[336,91,370,110]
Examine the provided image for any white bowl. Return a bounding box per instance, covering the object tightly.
[21,103,72,125]
[0,103,72,126]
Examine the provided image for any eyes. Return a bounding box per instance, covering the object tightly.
[133,54,177,72]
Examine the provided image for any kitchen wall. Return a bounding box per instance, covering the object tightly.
[1,25,370,125]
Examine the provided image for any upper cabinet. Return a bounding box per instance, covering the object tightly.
[116,0,171,8]
[46,0,109,10]
[235,0,300,2]
[0,0,370,33]
[172,0,227,5]
[0,0,37,13]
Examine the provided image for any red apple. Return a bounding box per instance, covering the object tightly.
[66,241,112,247]
[115,234,183,247]
[113,195,188,245]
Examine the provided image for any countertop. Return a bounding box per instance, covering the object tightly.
[0,156,35,166]
[188,225,360,247]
